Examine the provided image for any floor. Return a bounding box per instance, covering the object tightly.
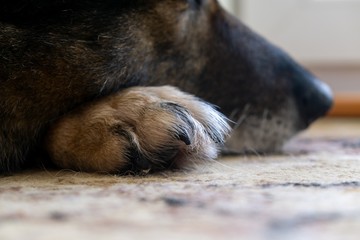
[0,118,360,240]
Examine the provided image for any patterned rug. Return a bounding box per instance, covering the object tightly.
[1,118,359,240]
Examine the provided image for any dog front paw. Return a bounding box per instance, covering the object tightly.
[45,86,231,173]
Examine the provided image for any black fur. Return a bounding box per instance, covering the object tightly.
[0,0,332,173]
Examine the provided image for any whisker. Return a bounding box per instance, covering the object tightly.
[233,104,251,130]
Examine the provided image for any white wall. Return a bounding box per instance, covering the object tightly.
[239,0,360,65]
[217,0,238,15]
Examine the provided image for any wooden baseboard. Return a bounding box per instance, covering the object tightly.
[328,93,360,116]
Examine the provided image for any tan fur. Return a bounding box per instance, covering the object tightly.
[45,86,230,173]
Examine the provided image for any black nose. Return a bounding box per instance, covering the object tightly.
[293,76,333,127]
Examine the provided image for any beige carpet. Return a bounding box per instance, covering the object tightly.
[1,118,360,240]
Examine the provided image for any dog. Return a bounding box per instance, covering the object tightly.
[0,0,333,173]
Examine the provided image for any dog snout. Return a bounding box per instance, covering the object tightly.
[294,76,333,127]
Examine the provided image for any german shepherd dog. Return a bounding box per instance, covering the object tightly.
[0,0,332,173]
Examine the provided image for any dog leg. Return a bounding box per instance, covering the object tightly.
[45,86,230,173]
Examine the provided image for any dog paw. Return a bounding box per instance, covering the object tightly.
[45,86,231,173]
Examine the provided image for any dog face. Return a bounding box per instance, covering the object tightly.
[117,0,333,153]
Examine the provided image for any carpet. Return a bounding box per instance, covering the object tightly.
[0,118,359,240]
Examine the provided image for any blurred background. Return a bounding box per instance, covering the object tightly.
[218,0,360,117]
